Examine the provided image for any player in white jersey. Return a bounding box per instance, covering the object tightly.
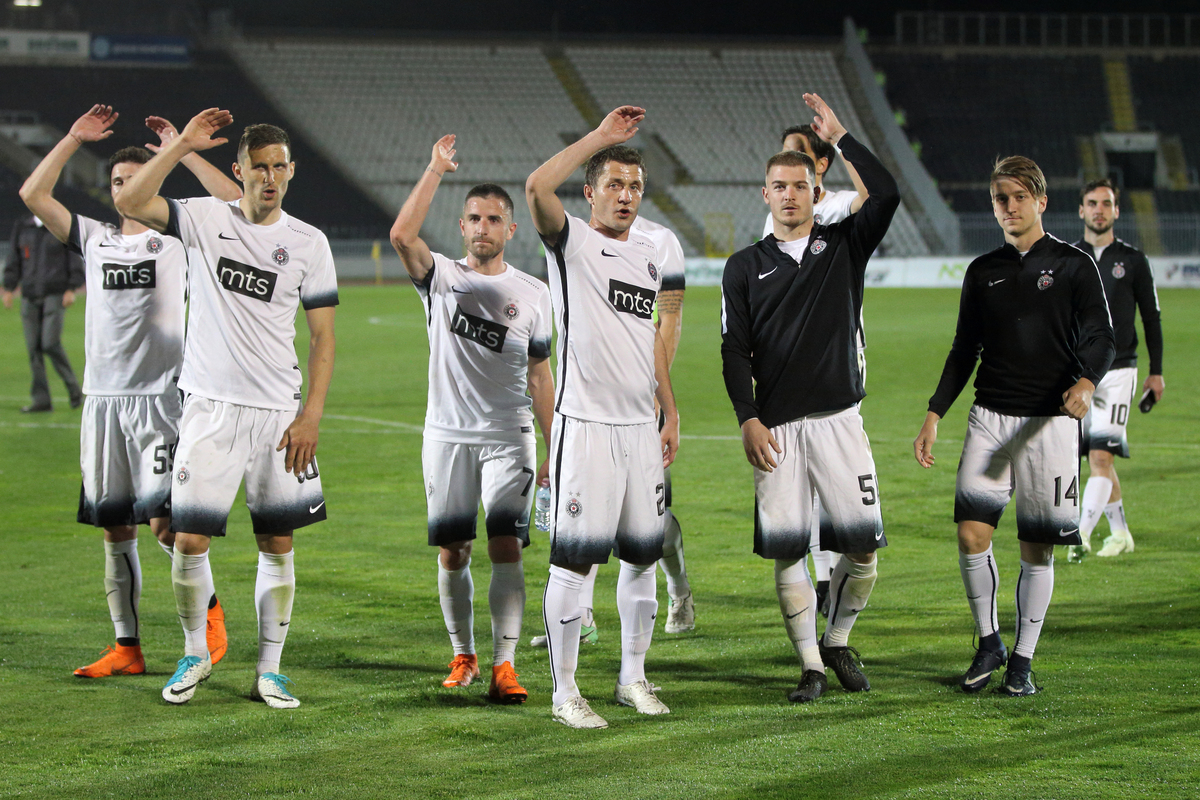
[760,123,870,620]
[390,135,555,704]
[527,105,681,729]
[528,215,692,650]
[18,105,240,679]
[116,109,338,709]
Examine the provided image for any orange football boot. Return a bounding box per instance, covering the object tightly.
[207,596,228,665]
[487,661,528,704]
[74,643,145,678]
[442,653,480,687]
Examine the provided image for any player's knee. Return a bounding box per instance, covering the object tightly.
[440,541,473,570]
[102,525,137,543]
[1020,541,1055,565]
[1088,450,1115,474]
[844,551,876,565]
[149,517,173,545]
[956,521,994,554]
[174,531,212,556]
[487,536,522,564]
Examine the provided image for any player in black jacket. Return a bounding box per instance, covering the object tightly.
[721,93,898,703]
[914,157,1114,697]
[1071,179,1164,561]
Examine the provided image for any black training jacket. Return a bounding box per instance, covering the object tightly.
[720,133,899,428]
[928,234,1115,418]
[1073,237,1162,374]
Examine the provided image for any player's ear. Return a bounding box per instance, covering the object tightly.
[288,161,296,180]
[762,186,769,206]
[506,221,516,241]
[232,162,243,181]
[1038,194,1048,214]
[583,182,594,205]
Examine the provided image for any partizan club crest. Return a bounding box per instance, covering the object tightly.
[272,247,289,266]
[503,303,520,321]
[810,239,827,255]
[648,262,658,281]
[146,236,163,254]
[1112,263,1126,279]
[175,466,190,485]
[566,497,582,518]
[1037,271,1055,290]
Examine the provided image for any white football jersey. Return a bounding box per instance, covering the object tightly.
[167,197,339,411]
[544,213,661,425]
[415,253,552,445]
[631,217,685,292]
[762,187,860,239]
[69,215,185,396]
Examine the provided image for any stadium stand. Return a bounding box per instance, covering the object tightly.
[870,52,1110,186]
[0,51,392,239]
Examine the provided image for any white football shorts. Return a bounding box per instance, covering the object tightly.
[954,405,1082,545]
[78,391,181,527]
[1081,366,1137,458]
[171,396,326,537]
[753,405,886,560]
[422,438,536,547]
[549,415,665,566]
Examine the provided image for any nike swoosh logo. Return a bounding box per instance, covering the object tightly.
[1030,618,1044,624]
[875,531,884,540]
[1058,528,1078,538]
[966,594,982,600]
[560,615,581,625]
[758,267,778,280]
[451,286,471,294]
[99,243,118,248]
[502,636,519,641]
[169,681,200,695]
[962,673,992,686]
[785,609,808,619]
[1107,441,1121,447]
[310,501,325,513]
[601,249,619,257]
[280,621,290,627]
[989,279,1006,286]
[218,232,238,240]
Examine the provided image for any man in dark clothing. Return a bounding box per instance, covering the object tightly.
[4,214,85,412]
[913,157,1114,698]
[721,93,898,704]
[1070,179,1163,561]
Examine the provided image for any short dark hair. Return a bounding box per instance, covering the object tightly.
[991,155,1046,198]
[463,183,514,217]
[765,150,816,181]
[108,146,152,174]
[780,124,835,168]
[238,124,291,160]
[1080,178,1119,206]
[584,145,646,189]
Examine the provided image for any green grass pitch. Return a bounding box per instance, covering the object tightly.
[0,284,1196,799]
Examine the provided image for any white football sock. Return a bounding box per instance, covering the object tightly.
[104,539,141,643]
[437,557,475,656]
[811,497,834,582]
[775,558,822,672]
[172,550,214,659]
[578,563,598,627]
[544,565,585,706]
[659,509,691,600]
[959,546,1001,638]
[617,560,657,686]
[1104,500,1129,534]
[1079,476,1113,538]
[158,539,175,562]
[489,560,525,665]
[1013,557,1054,659]
[255,550,295,676]
[824,554,878,647]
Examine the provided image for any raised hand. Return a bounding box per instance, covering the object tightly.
[429,134,458,177]
[144,116,180,154]
[595,106,645,146]
[803,93,847,144]
[69,105,118,144]
[177,108,234,153]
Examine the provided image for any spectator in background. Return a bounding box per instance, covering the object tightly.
[4,213,85,412]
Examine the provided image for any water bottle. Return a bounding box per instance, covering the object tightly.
[534,485,551,532]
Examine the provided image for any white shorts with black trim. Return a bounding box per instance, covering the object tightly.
[170,396,326,537]
[753,405,885,560]
[549,415,665,566]
[78,391,181,527]
[1081,366,1137,458]
[422,438,535,547]
[954,405,1082,545]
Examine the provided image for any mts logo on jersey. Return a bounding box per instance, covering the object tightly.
[450,304,508,353]
[608,279,656,319]
[101,261,156,290]
[217,257,278,302]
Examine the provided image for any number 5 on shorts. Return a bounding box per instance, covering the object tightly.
[858,474,877,506]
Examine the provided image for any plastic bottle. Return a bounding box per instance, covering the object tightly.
[534,485,551,532]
